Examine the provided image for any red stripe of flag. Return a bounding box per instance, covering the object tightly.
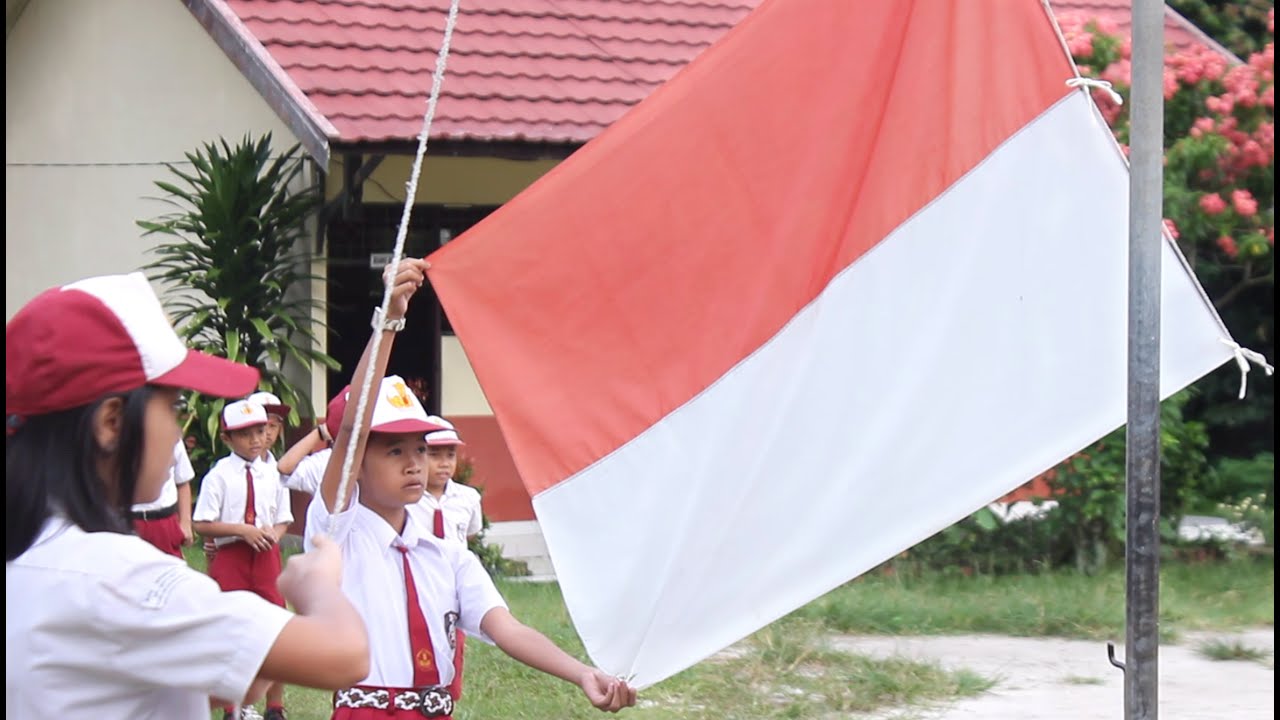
[428,0,1074,494]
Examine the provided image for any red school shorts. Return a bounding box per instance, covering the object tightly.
[132,515,185,559]
[207,541,285,607]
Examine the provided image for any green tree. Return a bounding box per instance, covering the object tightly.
[1169,0,1273,58]
[140,133,339,474]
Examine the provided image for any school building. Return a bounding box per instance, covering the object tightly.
[6,0,1236,572]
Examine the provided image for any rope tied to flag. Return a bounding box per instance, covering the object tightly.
[1220,338,1275,400]
[1066,77,1124,105]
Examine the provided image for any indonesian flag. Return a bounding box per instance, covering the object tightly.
[427,0,1234,687]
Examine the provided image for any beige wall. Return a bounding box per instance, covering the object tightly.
[441,335,492,415]
[327,154,560,206]
[5,0,297,317]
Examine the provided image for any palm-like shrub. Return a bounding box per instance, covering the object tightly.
[140,133,338,473]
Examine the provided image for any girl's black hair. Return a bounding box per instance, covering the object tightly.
[6,386,154,561]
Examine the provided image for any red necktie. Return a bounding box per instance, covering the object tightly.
[433,507,445,539]
[396,545,441,687]
[244,464,257,525]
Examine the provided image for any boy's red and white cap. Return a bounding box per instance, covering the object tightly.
[222,399,268,431]
[424,415,465,446]
[369,375,446,434]
[247,390,291,419]
[6,273,258,418]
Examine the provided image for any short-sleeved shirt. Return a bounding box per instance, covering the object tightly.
[281,447,330,496]
[132,441,196,512]
[418,480,484,545]
[305,488,506,687]
[193,454,293,547]
[6,517,293,719]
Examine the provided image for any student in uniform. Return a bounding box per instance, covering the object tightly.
[247,390,291,469]
[206,390,293,575]
[194,400,296,720]
[418,416,483,701]
[130,438,197,558]
[278,387,346,497]
[6,272,369,720]
[308,258,636,719]
[419,417,483,546]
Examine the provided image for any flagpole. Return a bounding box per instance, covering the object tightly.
[1126,0,1164,718]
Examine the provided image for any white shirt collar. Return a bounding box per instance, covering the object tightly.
[354,501,431,551]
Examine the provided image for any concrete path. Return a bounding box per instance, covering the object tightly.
[832,627,1273,719]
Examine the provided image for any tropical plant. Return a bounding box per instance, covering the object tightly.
[140,133,338,475]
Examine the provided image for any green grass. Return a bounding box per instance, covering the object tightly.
[793,557,1274,641]
[1196,638,1272,664]
[197,552,1272,719]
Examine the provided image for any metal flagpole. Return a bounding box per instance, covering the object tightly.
[1125,0,1165,717]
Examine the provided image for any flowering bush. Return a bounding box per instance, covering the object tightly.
[1059,11,1274,279]
[1060,10,1274,462]
[967,12,1279,570]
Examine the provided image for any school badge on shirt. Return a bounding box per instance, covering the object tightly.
[444,611,459,650]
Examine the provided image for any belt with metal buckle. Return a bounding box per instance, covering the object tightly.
[130,503,179,521]
[335,685,454,717]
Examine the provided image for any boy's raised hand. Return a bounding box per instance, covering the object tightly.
[383,258,431,320]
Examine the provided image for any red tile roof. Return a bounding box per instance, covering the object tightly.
[224,0,756,146]
[219,0,1236,148]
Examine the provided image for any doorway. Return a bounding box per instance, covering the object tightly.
[325,203,498,414]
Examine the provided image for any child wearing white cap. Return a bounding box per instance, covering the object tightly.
[6,272,368,719]
[419,416,483,702]
[247,390,292,469]
[194,400,296,720]
[307,258,635,718]
[419,417,482,546]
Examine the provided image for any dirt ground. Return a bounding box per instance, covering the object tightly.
[834,627,1274,719]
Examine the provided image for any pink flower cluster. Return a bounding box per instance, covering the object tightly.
[1063,10,1272,264]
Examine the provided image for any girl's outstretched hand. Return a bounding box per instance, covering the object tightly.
[579,669,637,713]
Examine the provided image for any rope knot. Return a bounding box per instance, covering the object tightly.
[1066,77,1124,105]
[1220,338,1274,399]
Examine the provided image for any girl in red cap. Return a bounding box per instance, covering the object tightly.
[6,272,370,719]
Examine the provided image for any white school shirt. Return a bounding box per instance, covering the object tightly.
[132,440,196,512]
[418,480,484,545]
[6,517,292,719]
[281,447,330,496]
[305,488,506,687]
[193,454,293,547]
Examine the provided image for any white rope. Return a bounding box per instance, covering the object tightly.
[1066,77,1124,105]
[1220,338,1275,400]
[329,0,463,531]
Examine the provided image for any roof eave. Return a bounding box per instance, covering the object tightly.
[184,0,339,166]
[1165,6,1244,64]
[330,137,585,162]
